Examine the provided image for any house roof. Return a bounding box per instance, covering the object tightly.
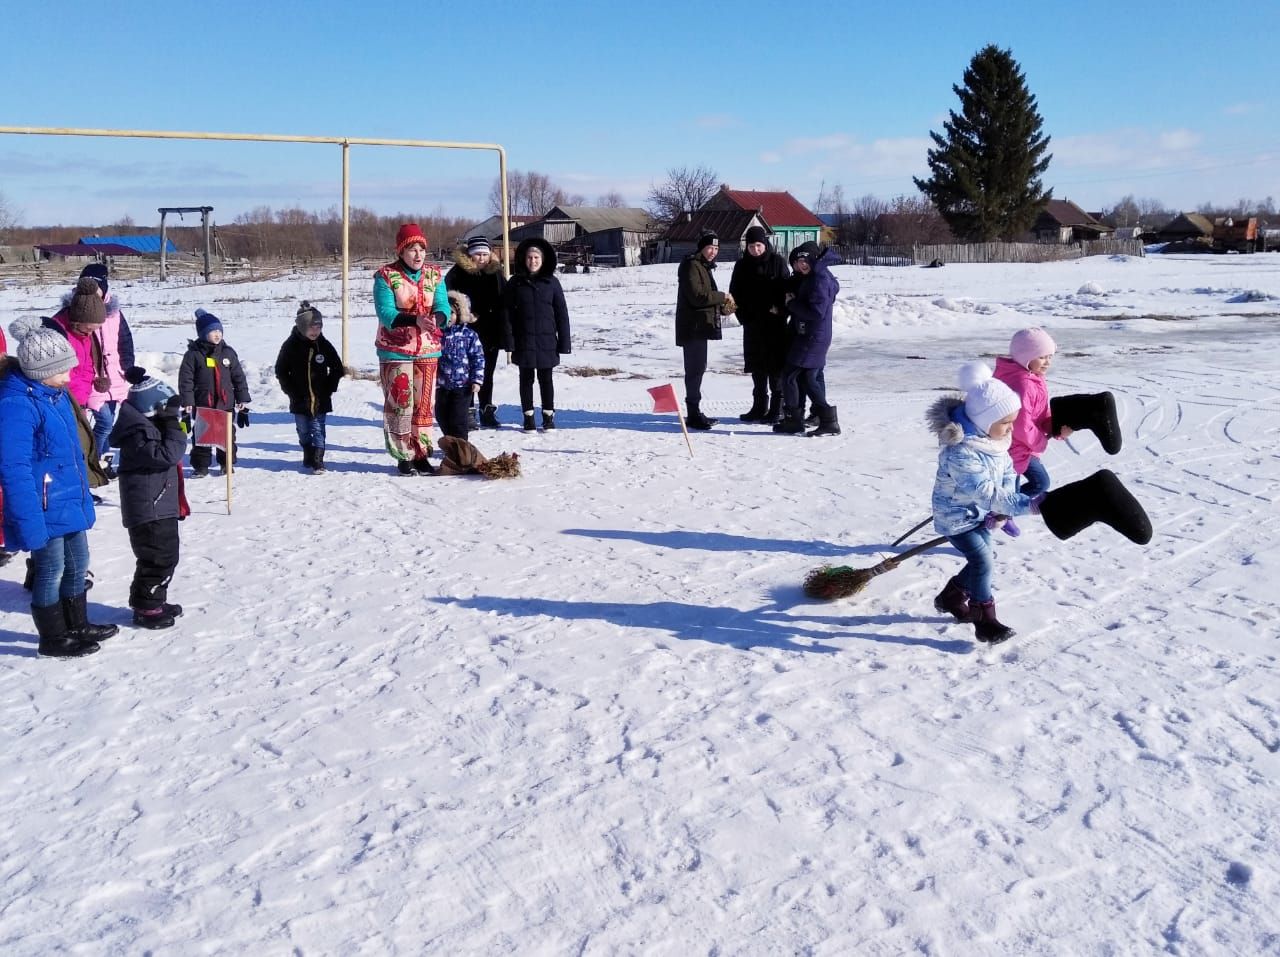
[1161,213,1214,236]
[462,214,539,240]
[544,206,655,234]
[663,209,765,243]
[38,242,140,257]
[79,234,178,253]
[1038,199,1107,229]
[713,188,823,228]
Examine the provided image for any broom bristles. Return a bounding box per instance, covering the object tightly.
[803,565,874,601]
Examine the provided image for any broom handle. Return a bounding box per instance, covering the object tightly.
[884,535,949,569]
[891,516,934,547]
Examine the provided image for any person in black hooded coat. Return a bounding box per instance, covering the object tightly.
[729,226,790,422]
[445,237,512,428]
[503,237,571,431]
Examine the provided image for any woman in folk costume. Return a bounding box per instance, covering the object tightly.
[372,223,452,476]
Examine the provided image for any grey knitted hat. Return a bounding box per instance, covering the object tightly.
[295,301,323,333]
[16,326,78,380]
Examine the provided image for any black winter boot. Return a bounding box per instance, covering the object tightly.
[807,405,841,437]
[1051,391,1122,455]
[396,460,415,476]
[1038,469,1152,544]
[132,606,176,630]
[972,600,1015,644]
[480,404,501,428]
[467,405,480,431]
[412,457,437,475]
[933,576,971,621]
[803,408,820,429]
[312,448,326,474]
[522,410,537,432]
[764,392,783,424]
[33,602,99,658]
[772,408,805,434]
[739,390,768,422]
[63,592,118,643]
[684,402,716,430]
[541,409,556,431]
[302,445,315,471]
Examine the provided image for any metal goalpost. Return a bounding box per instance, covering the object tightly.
[0,125,510,366]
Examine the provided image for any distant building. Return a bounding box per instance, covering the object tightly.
[79,234,178,254]
[507,206,658,267]
[700,187,823,257]
[1031,200,1114,243]
[655,208,769,263]
[1157,213,1214,244]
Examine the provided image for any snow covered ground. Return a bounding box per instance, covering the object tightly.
[1,251,1277,954]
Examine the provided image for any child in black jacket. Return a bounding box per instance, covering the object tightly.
[178,309,250,477]
[275,302,344,474]
[110,369,189,629]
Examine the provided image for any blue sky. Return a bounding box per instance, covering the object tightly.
[2,0,1275,228]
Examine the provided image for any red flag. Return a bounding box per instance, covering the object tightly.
[647,383,679,414]
[193,407,230,450]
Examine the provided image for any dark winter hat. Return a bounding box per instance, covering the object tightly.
[124,366,177,415]
[466,236,492,256]
[15,325,78,380]
[958,361,1021,435]
[789,241,821,266]
[80,261,110,295]
[194,308,223,339]
[68,276,106,326]
[395,222,428,254]
[295,301,323,333]
[744,225,768,245]
[697,231,719,253]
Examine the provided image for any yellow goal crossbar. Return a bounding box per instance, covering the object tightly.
[0,124,511,366]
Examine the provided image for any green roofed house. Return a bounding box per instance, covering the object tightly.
[699,186,823,258]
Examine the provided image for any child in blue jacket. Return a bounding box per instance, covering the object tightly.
[434,290,486,442]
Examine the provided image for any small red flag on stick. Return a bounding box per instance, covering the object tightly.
[193,407,235,514]
[647,383,694,458]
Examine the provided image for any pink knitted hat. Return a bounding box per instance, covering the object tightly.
[1009,327,1057,369]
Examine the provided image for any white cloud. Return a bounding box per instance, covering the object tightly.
[1223,102,1262,116]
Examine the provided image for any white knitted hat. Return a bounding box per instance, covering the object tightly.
[958,361,1021,435]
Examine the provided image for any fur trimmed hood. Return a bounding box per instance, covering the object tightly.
[926,393,967,446]
[513,237,558,280]
[446,289,475,325]
[451,247,504,275]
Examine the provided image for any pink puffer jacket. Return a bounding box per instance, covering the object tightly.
[993,355,1052,474]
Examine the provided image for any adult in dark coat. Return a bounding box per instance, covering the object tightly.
[504,237,571,431]
[729,225,790,423]
[774,242,841,437]
[674,231,727,430]
[445,237,512,428]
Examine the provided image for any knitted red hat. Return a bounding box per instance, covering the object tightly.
[395,223,428,254]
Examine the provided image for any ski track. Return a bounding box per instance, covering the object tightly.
[1,258,1278,954]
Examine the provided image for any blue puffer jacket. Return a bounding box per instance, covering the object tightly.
[926,393,1034,536]
[437,322,486,391]
[785,246,841,368]
[0,363,96,551]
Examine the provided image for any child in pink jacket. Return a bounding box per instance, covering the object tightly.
[992,327,1069,496]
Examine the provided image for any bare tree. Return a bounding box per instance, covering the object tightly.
[881,194,953,244]
[645,165,719,225]
[596,191,627,208]
[488,170,578,217]
[0,190,18,242]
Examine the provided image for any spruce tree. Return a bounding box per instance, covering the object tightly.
[914,45,1052,242]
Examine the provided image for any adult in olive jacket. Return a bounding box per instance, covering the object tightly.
[729,225,790,423]
[674,231,726,430]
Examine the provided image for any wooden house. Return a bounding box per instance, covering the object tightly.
[1158,213,1214,245]
[699,187,823,257]
[1031,200,1114,243]
[655,208,769,263]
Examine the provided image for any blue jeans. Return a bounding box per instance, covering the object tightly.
[1020,456,1050,496]
[782,366,829,414]
[945,527,994,603]
[30,531,91,608]
[294,413,327,450]
[93,401,118,459]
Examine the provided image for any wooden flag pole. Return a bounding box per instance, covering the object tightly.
[225,410,233,514]
[676,399,694,458]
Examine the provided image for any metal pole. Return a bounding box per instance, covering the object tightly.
[498,147,510,276]
[341,141,350,369]
[159,209,168,281]
[202,209,211,282]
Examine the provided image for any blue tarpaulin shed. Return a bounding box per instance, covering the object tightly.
[79,235,178,254]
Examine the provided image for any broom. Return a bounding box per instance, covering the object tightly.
[803,536,948,601]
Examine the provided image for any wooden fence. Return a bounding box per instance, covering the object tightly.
[836,238,1145,266]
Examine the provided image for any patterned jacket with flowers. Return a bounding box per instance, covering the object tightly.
[372,261,451,361]
[927,393,1036,536]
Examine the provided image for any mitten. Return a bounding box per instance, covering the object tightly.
[982,512,1003,531]
[236,408,250,429]
[1000,518,1021,538]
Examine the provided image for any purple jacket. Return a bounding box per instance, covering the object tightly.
[785,247,840,368]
